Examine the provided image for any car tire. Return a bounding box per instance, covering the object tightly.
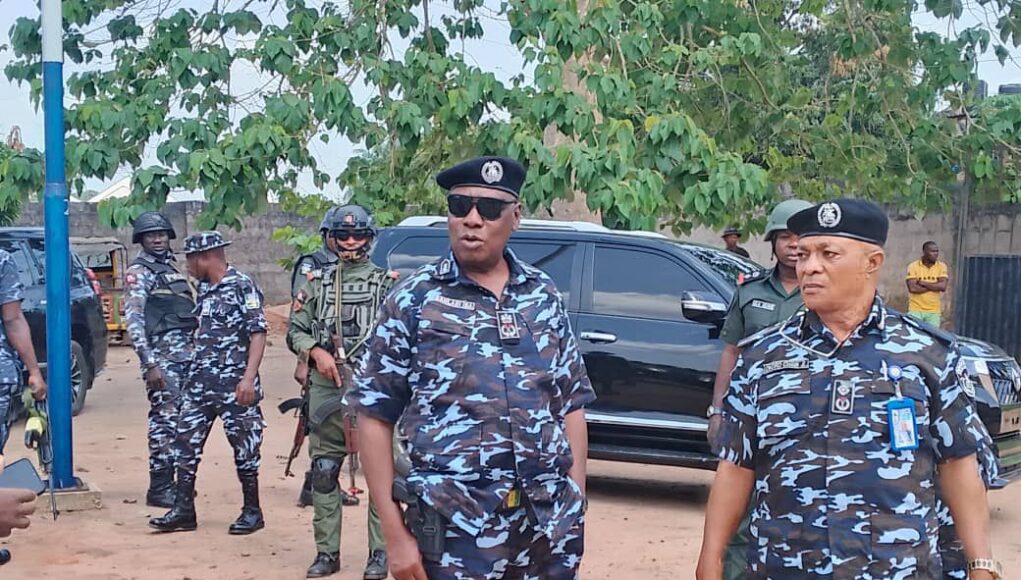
[70,340,92,416]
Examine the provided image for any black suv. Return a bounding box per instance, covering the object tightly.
[0,228,108,415]
[372,217,1021,485]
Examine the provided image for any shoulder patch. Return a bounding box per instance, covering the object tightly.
[299,261,313,275]
[125,273,138,285]
[739,269,768,286]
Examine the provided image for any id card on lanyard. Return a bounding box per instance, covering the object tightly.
[884,363,919,451]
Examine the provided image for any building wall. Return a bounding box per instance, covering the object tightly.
[14,202,318,305]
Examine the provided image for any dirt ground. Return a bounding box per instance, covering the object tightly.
[2,337,1020,579]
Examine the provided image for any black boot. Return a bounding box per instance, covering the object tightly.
[363,550,388,580]
[149,475,196,533]
[306,552,340,578]
[297,469,314,507]
[146,467,176,508]
[228,473,265,535]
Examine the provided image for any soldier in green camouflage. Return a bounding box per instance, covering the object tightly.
[288,204,397,579]
[707,199,812,580]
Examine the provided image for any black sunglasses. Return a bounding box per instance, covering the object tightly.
[332,230,371,242]
[447,194,517,221]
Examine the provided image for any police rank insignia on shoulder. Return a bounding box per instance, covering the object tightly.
[245,292,261,310]
[497,310,520,345]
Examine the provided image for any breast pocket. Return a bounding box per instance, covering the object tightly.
[868,378,929,449]
[870,512,931,577]
[756,371,812,454]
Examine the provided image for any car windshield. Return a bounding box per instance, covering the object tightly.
[674,243,764,287]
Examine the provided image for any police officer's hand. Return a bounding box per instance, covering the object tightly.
[293,358,309,386]
[310,347,342,387]
[0,488,36,538]
[144,366,167,391]
[27,371,47,401]
[235,376,257,406]
[707,414,723,453]
[388,527,428,580]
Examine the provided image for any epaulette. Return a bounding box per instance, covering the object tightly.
[901,313,956,345]
[738,269,768,286]
[736,321,784,349]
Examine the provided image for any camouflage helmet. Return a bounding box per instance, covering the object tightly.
[182,231,232,255]
[330,204,375,235]
[765,199,813,241]
[131,211,176,244]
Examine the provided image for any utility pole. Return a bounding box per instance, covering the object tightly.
[42,0,76,489]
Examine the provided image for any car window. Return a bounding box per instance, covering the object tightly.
[592,246,707,321]
[27,237,90,288]
[678,243,763,286]
[0,239,35,285]
[386,236,450,275]
[509,242,576,303]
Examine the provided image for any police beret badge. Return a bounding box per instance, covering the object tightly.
[818,202,842,228]
[481,160,504,184]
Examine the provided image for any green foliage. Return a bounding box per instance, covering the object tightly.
[0,144,43,226]
[3,0,1021,241]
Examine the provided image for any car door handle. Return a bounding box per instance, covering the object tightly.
[580,331,617,344]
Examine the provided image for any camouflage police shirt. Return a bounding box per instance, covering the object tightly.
[190,266,267,399]
[716,296,981,579]
[353,251,596,541]
[0,250,24,384]
[124,251,194,371]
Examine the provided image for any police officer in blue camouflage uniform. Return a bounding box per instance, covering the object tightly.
[353,156,596,580]
[123,211,197,508]
[0,249,46,453]
[697,199,1003,580]
[150,232,269,536]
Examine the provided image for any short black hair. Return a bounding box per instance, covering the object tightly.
[922,241,938,251]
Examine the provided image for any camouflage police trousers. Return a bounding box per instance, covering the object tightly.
[0,382,18,453]
[173,391,265,480]
[424,508,585,580]
[145,355,188,473]
[307,383,384,555]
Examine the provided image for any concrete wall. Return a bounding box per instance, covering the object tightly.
[14,202,318,304]
[678,202,1021,328]
[16,199,1021,324]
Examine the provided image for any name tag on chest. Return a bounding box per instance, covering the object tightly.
[436,296,476,311]
[749,299,776,312]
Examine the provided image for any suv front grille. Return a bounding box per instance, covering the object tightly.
[989,360,1021,406]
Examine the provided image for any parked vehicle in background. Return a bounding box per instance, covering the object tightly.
[71,237,129,345]
[372,216,1021,484]
[0,228,108,415]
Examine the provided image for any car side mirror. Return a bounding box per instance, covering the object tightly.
[681,291,728,324]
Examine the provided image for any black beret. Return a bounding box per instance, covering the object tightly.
[436,156,526,197]
[787,198,889,247]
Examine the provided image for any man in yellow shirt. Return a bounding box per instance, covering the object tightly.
[906,241,948,326]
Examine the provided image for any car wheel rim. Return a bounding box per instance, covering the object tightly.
[70,354,83,403]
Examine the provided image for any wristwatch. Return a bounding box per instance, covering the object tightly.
[968,559,1003,579]
[706,405,722,419]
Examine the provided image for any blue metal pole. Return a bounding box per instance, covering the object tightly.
[42,0,75,489]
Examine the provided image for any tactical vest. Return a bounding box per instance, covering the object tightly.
[318,266,389,360]
[133,256,197,339]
